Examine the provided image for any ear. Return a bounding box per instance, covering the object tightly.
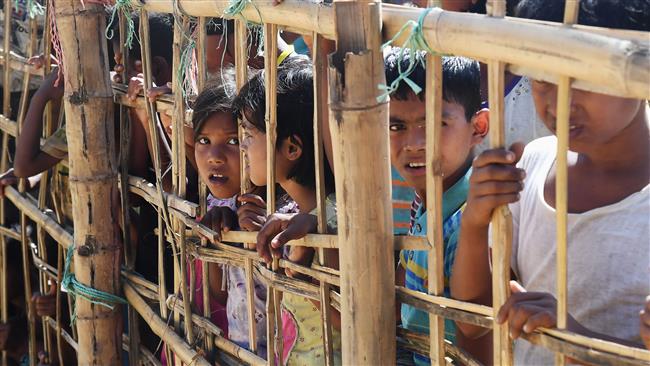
[470,108,489,147]
[280,135,304,162]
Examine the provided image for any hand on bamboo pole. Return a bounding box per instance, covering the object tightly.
[198,205,238,244]
[237,194,267,232]
[32,281,57,319]
[461,143,525,229]
[256,212,316,275]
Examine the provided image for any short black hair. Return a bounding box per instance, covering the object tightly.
[383,47,482,121]
[108,11,174,65]
[515,0,650,31]
[232,56,335,192]
[192,67,237,135]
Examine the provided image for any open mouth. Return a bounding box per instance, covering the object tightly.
[404,161,426,175]
[208,173,229,185]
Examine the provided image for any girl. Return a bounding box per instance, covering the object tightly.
[233,56,340,365]
[193,69,268,357]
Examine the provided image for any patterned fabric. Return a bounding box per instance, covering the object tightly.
[280,194,342,365]
[398,168,471,366]
[392,167,415,235]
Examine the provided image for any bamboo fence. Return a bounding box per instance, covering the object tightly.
[0,0,647,365]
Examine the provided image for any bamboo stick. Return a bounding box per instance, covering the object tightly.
[171,13,195,346]
[381,5,649,100]
[0,19,10,332]
[3,0,11,118]
[425,52,445,365]
[123,282,211,366]
[4,187,72,248]
[397,327,481,366]
[263,23,282,366]
[54,1,123,364]
[487,59,513,366]
[142,0,336,40]
[0,225,20,241]
[312,32,334,366]
[552,2,580,364]
[328,1,395,364]
[126,175,198,216]
[0,49,45,76]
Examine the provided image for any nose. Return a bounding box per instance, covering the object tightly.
[207,144,226,165]
[404,125,426,152]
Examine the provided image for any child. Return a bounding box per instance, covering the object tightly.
[450,0,650,364]
[385,48,489,365]
[233,56,340,365]
[192,69,269,357]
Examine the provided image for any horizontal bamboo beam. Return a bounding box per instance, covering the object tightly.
[141,0,336,39]
[166,294,225,337]
[123,282,211,366]
[124,176,198,216]
[397,327,480,366]
[4,187,72,249]
[382,5,649,99]
[0,48,45,77]
[0,115,17,136]
[137,2,649,98]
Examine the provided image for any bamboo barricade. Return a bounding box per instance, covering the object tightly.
[0,1,648,366]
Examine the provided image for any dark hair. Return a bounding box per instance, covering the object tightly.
[515,0,650,31]
[383,47,482,121]
[108,11,174,65]
[192,68,237,135]
[232,56,335,192]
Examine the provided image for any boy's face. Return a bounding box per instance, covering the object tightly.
[531,80,645,152]
[194,112,241,199]
[240,118,268,187]
[389,93,483,196]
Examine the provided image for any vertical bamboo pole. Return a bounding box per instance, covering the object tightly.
[263,23,282,366]
[425,54,446,365]
[116,12,140,366]
[328,1,395,364]
[555,3,579,365]
[312,33,334,366]
[0,3,12,361]
[138,11,177,363]
[234,19,259,357]
[487,61,514,366]
[54,1,122,364]
[16,16,39,366]
[485,2,514,365]
[171,14,194,346]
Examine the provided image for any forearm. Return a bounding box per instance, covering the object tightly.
[450,221,492,304]
[450,221,493,338]
[14,94,59,177]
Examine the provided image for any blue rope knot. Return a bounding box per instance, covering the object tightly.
[377,7,435,102]
[62,243,127,324]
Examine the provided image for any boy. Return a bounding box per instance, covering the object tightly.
[386,47,489,365]
[450,0,650,364]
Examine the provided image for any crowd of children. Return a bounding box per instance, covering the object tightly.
[0,0,648,365]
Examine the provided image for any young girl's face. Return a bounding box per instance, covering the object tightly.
[194,112,242,199]
[240,118,267,187]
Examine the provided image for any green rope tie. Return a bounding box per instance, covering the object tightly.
[377,7,435,102]
[223,0,265,57]
[105,0,141,49]
[62,243,127,324]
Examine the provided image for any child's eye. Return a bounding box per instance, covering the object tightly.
[389,123,405,132]
[227,137,239,145]
[197,137,210,145]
